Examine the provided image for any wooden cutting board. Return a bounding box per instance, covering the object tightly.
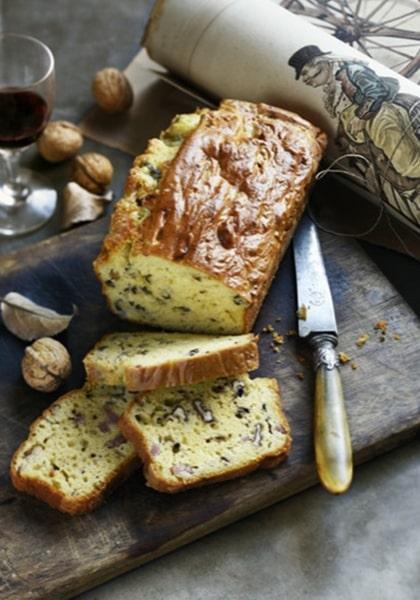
[0,217,419,600]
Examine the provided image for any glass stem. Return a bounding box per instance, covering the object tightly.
[0,149,29,206]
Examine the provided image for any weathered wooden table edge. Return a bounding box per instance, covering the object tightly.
[1,218,419,600]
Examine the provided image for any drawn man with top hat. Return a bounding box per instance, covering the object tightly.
[288,45,420,227]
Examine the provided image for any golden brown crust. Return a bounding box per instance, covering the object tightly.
[119,378,292,493]
[124,336,259,391]
[94,100,327,333]
[10,389,139,516]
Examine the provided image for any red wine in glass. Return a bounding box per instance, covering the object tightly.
[0,90,49,148]
[0,33,56,236]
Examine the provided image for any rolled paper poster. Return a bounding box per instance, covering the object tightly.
[144,0,420,241]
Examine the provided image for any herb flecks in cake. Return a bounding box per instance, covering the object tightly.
[120,375,291,493]
[10,386,137,515]
[84,331,259,391]
[94,100,326,334]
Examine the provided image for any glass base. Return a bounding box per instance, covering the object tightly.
[0,168,57,236]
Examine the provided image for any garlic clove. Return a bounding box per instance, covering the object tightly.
[1,292,76,341]
[62,182,113,230]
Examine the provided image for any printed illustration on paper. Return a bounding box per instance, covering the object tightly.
[288,45,420,228]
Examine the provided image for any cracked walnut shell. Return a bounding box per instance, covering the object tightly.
[72,152,113,194]
[22,337,72,392]
[37,121,83,163]
[92,67,134,114]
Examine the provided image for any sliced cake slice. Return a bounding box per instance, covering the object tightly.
[119,375,291,493]
[10,386,138,515]
[83,331,259,392]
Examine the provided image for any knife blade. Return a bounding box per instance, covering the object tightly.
[293,213,353,494]
[294,213,337,338]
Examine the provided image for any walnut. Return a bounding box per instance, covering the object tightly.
[21,337,72,392]
[37,121,83,162]
[193,400,214,423]
[252,423,263,445]
[171,405,188,422]
[92,67,134,114]
[72,152,113,194]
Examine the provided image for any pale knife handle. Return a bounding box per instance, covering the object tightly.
[310,334,353,494]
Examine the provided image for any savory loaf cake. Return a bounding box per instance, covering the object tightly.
[119,375,291,493]
[94,99,327,334]
[84,331,259,391]
[10,386,138,515]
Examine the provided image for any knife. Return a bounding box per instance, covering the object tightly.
[293,213,353,494]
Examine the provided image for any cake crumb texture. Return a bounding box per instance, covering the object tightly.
[94,99,327,334]
[10,386,138,515]
[120,374,291,493]
[84,331,259,391]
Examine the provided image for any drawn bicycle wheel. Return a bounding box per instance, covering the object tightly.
[281,0,420,82]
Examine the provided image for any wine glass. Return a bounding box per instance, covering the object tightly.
[0,33,56,236]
